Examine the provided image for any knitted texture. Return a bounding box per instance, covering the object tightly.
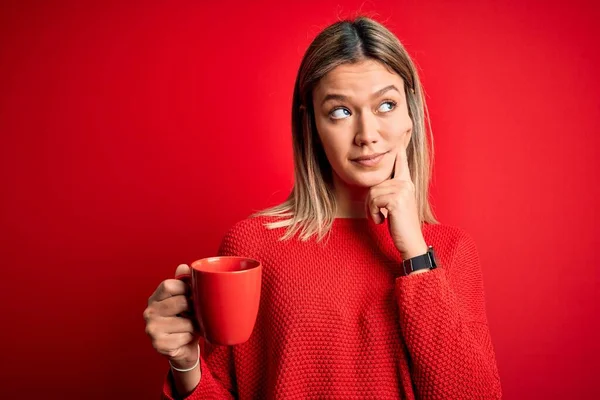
[163,216,502,399]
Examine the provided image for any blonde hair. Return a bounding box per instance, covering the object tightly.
[253,16,438,241]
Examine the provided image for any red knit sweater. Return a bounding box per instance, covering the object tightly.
[163,216,502,399]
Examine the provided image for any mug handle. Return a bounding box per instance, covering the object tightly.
[175,273,205,338]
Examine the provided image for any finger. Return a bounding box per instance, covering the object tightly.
[162,316,195,334]
[366,183,399,223]
[380,208,388,220]
[144,297,191,323]
[153,295,190,317]
[369,193,399,224]
[146,316,195,337]
[152,332,195,357]
[367,190,395,224]
[368,182,398,198]
[393,147,411,182]
[366,199,385,225]
[175,263,190,277]
[167,316,195,334]
[149,278,188,303]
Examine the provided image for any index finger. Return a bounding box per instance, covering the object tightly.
[392,146,411,182]
[150,278,188,303]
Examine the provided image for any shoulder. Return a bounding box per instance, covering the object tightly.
[218,215,283,258]
[221,214,281,242]
[423,222,476,249]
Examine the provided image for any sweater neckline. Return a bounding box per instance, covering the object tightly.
[332,217,385,229]
[331,217,431,231]
[333,217,370,223]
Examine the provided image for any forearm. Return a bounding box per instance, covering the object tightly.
[167,343,201,399]
[162,348,236,399]
[171,363,201,399]
[396,268,502,398]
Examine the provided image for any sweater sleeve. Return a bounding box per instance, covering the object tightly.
[395,230,502,399]
[161,222,252,399]
[161,343,236,399]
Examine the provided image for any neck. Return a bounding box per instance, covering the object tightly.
[332,172,369,218]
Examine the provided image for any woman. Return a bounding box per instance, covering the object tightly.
[144,16,503,399]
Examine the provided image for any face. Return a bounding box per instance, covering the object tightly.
[312,59,413,188]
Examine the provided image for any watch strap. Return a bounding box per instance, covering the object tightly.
[402,245,438,276]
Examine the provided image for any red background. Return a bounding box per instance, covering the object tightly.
[1,1,598,399]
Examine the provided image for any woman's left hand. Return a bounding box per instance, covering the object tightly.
[365,147,429,266]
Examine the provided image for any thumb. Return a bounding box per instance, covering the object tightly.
[174,263,191,277]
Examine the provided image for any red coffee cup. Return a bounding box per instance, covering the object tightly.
[177,256,262,346]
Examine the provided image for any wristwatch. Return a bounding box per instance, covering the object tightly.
[402,245,439,276]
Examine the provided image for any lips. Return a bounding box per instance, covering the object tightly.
[351,152,387,167]
[351,152,387,161]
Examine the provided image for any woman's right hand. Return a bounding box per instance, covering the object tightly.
[144,264,199,370]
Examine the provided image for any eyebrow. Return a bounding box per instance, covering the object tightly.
[321,84,401,107]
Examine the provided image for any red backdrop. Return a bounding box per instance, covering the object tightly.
[1,1,598,399]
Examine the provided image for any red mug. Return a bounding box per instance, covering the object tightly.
[177,256,262,346]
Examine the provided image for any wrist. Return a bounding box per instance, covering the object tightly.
[401,244,439,276]
[408,268,430,275]
[169,345,200,371]
[170,348,202,398]
[170,358,198,371]
[401,242,428,260]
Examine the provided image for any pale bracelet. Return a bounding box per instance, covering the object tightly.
[169,344,200,373]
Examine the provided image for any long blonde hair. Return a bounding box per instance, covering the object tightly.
[253,16,438,241]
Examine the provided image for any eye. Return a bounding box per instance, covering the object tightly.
[330,107,351,120]
[378,101,397,113]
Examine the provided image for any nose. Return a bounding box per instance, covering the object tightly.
[354,110,380,146]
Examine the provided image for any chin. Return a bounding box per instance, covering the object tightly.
[345,171,389,188]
